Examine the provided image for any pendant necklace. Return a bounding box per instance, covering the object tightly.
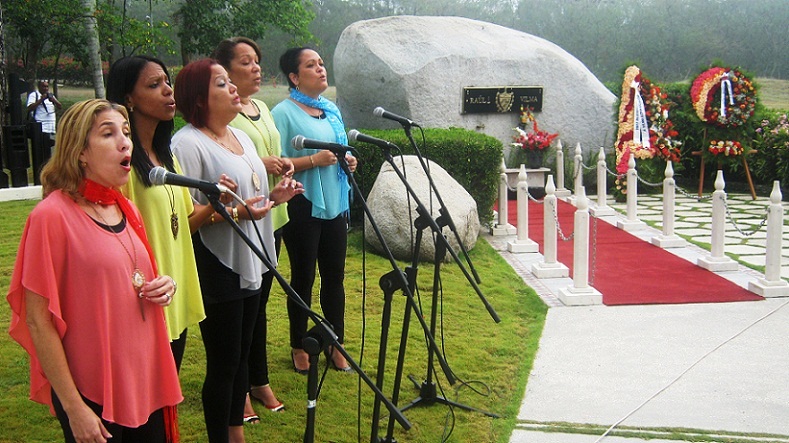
[91,204,146,319]
[241,100,275,158]
[207,127,261,192]
[164,184,179,239]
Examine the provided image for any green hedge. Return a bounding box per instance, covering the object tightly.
[350,127,503,226]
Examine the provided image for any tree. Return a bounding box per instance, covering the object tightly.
[97,0,177,65]
[2,0,86,81]
[82,0,105,98]
[1,1,8,138]
[175,0,315,64]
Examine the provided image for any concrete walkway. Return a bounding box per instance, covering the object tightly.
[485,193,789,443]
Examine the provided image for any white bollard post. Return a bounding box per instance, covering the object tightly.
[698,170,738,271]
[532,175,569,278]
[555,140,571,198]
[491,168,516,236]
[616,154,646,231]
[749,181,789,296]
[558,186,603,305]
[651,161,686,248]
[590,146,615,217]
[508,165,539,252]
[573,142,583,199]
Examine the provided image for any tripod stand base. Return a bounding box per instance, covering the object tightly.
[400,376,500,418]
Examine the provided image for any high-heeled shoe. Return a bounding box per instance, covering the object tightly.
[250,385,286,412]
[291,349,309,375]
[325,346,353,373]
[243,414,260,425]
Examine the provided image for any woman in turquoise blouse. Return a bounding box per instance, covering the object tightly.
[272,47,358,374]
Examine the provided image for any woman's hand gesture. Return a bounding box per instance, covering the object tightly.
[269,176,304,206]
[217,174,238,205]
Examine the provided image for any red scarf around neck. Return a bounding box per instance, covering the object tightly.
[79,178,159,277]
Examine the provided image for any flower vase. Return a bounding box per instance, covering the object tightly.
[526,150,543,169]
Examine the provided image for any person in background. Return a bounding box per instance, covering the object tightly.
[213,36,291,421]
[106,55,207,372]
[7,99,182,443]
[172,58,303,443]
[271,47,357,375]
[27,80,62,154]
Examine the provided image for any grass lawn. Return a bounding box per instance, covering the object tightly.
[756,78,789,111]
[0,196,547,442]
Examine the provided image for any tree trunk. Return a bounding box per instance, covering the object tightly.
[1,4,7,138]
[82,0,105,98]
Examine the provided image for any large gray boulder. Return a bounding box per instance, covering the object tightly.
[335,16,616,158]
[364,155,479,263]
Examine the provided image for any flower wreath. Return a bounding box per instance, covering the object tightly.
[690,67,756,127]
[707,140,743,157]
[614,66,681,176]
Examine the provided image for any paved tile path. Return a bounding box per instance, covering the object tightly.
[486,190,789,443]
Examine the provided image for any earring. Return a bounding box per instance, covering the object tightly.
[295,85,300,91]
[128,104,134,113]
[80,161,87,168]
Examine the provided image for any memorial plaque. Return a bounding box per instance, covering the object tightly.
[461,86,543,114]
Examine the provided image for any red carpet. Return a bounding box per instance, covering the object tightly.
[504,199,763,305]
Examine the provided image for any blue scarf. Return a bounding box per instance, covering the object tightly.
[289,89,352,215]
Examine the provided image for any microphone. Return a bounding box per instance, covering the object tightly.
[348,129,400,150]
[149,166,229,195]
[291,135,353,154]
[373,107,417,127]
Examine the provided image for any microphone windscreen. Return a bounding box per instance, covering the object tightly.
[149,166,168,185]
[373,107,385,118]
[347,129,360,142]
[291,135,305,151]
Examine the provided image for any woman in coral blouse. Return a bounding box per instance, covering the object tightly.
[6,99,182,442]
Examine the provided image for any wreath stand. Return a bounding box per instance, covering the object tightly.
[689,67,758,201]
[692,149,757,200]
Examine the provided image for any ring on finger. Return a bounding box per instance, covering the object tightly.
[165,293,172,302]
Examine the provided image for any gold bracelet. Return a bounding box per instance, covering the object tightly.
[232,206,239,223]
[309,155,315,168]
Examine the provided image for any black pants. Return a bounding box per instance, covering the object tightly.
[248,229,283,387]
[170,329,188,373]
[52,389,165,443]
[282,195,348,349]
[199,295,259,442]
[193,234,260,443]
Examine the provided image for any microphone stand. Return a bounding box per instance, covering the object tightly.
[325,150,455,442]
[401,124,484,287]
[201,189,410,442]
[369,143,500,443]
[398,124,499,322]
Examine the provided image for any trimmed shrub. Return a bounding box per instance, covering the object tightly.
[350,128,502,226]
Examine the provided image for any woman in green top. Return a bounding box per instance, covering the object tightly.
[107,55,209,371]
[213,37,292,418]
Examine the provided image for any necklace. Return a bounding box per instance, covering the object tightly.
[91,204,146,293]
[240,100,275,158]
[205,127,261,192]
[164,184,179,239]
